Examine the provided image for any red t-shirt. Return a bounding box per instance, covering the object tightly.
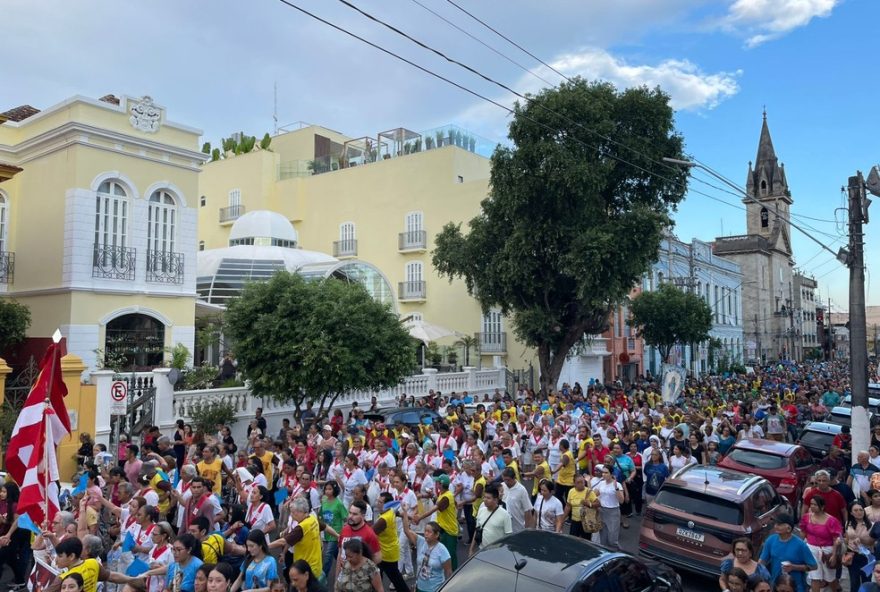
[338,523,381,558]
[803,487,847,524]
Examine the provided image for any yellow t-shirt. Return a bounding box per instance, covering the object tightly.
[255,451,275,483]
[557,451,575,487]
[567,487,592,522]
[532,461,551,496]
[377,508,400,562]
[507,459,520,482]
[201,533,225,564]
[197,458,223,495]
[577,441,591,471]
[436,490,459,536]
[471,476,487,516]
[62,558,101,592]
[295,513,323,579]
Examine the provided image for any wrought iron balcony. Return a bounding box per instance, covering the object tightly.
[146,250,184,284]
[0,251,13,284]
[93,243,136,280]
[333,239,358,257]
[398,230,427,251]
[219,204,245,223]
[398,280,426,301]
[478,331,507,353]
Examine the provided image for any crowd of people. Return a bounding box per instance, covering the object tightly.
[1,360,880,592]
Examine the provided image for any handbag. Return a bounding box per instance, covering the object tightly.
[581,502,602,534]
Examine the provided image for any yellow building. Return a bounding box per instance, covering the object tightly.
[198,125,532,371]
[0,94,206,375]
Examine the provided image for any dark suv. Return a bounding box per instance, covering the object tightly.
[639,464,792,576]
[363,406,442,429]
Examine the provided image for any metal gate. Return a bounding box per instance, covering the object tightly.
[506,365,535,393]
[109,372,156,453]
[1,356,39,470]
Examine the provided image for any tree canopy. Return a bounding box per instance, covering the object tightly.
[629,283,713,363]
[0,298,31,354]
[224,272,415,419]
[432,78,688,392]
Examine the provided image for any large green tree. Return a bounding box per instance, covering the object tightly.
[432,78,687,393]
[0,298,31,353]
[629,283,713,363]
[225,272,414,420]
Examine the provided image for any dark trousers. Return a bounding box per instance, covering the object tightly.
[0,542,32,585]
[555,483,571,507]
[569,519,589,539]
[379,560,411,592]
[463,503,476,544]
[849,552,869,592]
[626,477,643,515]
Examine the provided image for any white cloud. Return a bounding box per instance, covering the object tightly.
[550,50,741,111]
[722,0,840,47]
[456,48,740,140]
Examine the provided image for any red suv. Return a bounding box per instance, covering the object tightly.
[718,439,815,507]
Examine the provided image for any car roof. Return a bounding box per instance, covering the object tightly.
[802,421,843,434]
[665,464,764,499]
[843,395,880,406]
[730,438,799,456]
[472,530,611,589]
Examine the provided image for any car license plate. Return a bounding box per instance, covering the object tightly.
[676,527,705,542]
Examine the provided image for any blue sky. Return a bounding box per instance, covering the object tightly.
[2,0,876,307]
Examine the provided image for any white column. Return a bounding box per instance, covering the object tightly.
[152,367,175,433]
[463,366,476,390]
[91,370,116,448]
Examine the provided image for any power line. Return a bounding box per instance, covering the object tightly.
[444,0,571,83]
[278,0,844,264]
[407,0,559,88]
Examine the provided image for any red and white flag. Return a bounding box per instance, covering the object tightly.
[5,342,70,524]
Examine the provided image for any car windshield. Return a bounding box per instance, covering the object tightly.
[727,449,787,470]
[439,560,562,592]
[800,430,835,449]
[655,487,744,525]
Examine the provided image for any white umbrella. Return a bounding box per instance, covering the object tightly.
[403,318,459,343]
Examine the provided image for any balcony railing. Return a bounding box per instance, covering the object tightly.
[146,250,184,284]
[333,239,358,257]
[0,251,13,284]
[398,230,427,251]
[220,204,245,223]
[93,243,136,280]
[398,280,426,301]
[478,331,507,353]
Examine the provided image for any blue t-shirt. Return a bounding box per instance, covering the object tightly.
[416,535,451,592]
[643,462,670,496]
[243,555,279,589]
[758,534,816,592]
[166,557,203,592]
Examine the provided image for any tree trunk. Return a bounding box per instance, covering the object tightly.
[537,324,590,395]
[316,393,341,424]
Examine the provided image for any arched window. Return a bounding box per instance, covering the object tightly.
[760,180,767,195]
[401,261,425,300]
[760,207,769,228]
[93,180,133,279]
[95,180,129,249]
[0,191,8,253]
[146,189,183,283]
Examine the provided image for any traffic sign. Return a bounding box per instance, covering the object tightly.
[110,380,128,415]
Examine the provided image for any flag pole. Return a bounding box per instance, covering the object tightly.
[43,329,63,523]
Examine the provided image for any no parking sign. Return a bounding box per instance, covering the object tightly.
[110,380,128,415]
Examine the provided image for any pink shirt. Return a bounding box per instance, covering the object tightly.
[799,514,842,547]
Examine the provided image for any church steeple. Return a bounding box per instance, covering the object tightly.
[746,111,790,200]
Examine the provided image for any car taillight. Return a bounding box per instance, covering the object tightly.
[778,476,797,492]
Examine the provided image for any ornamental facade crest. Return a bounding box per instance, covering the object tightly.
[129,96,161,133]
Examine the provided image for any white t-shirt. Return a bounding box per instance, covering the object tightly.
[532,494,564,532]
[474,504,512,548]
[500,481,532,532]
[245,502,274,533]
[594,479,623,509]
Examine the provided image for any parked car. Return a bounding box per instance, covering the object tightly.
[826,406,876,427]
[363,406,443,429]
[718,439,815,507]
[841,395,880,412]
[797,421,843,459]
[440,530,682,592]
[639,464,791,576]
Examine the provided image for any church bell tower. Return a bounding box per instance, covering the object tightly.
[744,111,792,254]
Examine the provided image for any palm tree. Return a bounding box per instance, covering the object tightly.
[455,335,480,367]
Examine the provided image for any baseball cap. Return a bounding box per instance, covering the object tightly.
[435,473,451,487]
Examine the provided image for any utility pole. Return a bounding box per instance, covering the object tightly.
[849,171,871,462]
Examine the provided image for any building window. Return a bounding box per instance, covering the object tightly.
[480,308,506,353]
[199,241,205,251]
[714,286,719,323]
[405,260,423,284]
[228,189,241,207]
[147,190,177,257]
[95,180,129,250]
[0,192,7,253]
[760,207,769,227]
[456,175,464,183]
[200,195,206,207]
